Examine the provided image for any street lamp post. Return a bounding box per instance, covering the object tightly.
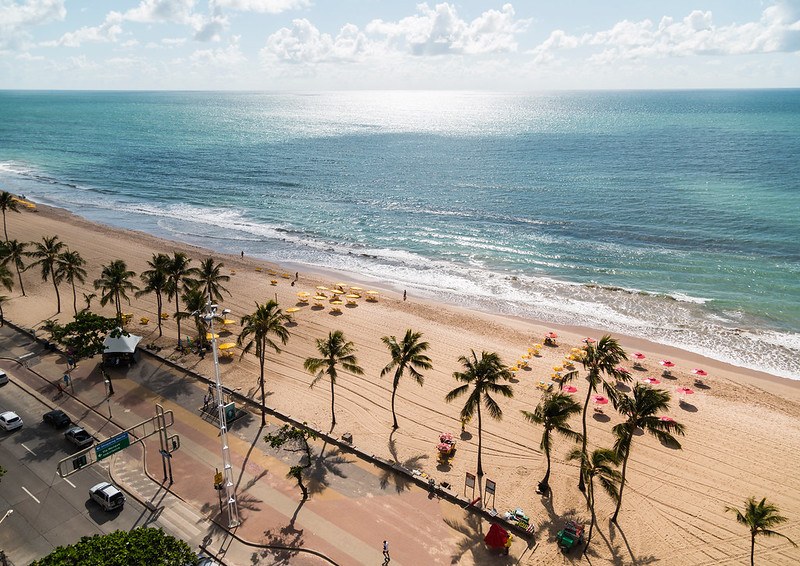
[200,299,240,528]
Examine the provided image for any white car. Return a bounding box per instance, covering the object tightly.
[0,411,23,431]
[89,482,125,511]
[0,370,8,385]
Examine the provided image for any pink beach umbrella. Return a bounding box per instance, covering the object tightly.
[676,387,694,402]
[616,366,631,375]
[633,352,646,360]
[439,432,453,443]
[659,360,675,368]
[592,395,609,405]
[642,377,661,385]
[660,416,675,423]
[583,337,596,344]
[546,331,558,339]
[564,385,578,394]
[692,368,708,377]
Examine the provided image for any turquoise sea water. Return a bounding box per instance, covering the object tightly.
[0,90,798,378]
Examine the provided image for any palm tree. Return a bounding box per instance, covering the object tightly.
[137,253,171,337]
[568,447,621,551]
[380,329,433,429]
[445,350,513,478]
[238,300,290,426]
[578,335,628,491]
[726,496,797,566]
[0,295,8,327]
[304,330,363,429]
[0,239,29,296]
[177,286,209,349]
[0,265,12,326]
[188,257,230,303]
[93,259,139,323]
[29,235,66,313]
[55,249,87,316]
[0,192,20,241]
[611,384,685,523]
[522,392,582,495]
[165,252,194,348]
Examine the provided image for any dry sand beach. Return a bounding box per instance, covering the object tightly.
[3,204,800,565]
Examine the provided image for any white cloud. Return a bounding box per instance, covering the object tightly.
[0,0,66,50]
[366,2,529,56]
[189,36,245,67]
[123,0,196,24]
[44,19,123,47]
[212,0,310,14]
[193,13,227,42]
[261,19,371,63]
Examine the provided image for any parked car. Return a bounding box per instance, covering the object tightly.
[43,409,71,428]
[0,411,23,431]
[65,426,94,448]
[0,370,8,385]
[89,482,125,511]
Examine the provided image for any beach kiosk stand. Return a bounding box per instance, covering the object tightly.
[102,329,142,367]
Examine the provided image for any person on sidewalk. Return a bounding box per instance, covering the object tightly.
[382,540,390,563]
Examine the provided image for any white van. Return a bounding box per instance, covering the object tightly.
[89,482,125,511]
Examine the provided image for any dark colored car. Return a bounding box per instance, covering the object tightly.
[43,409,71,428]
[65,426,94,448]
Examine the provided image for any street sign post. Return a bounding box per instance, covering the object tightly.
[224,402,235,425]
[95,432,130,461]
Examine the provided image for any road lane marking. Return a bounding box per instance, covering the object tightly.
[63,478,76,488]
[20,443,37,456]
[22,487,40,504]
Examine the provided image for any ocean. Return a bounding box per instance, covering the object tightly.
[0,90,798,379]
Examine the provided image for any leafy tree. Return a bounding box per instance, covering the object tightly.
[165,252,193,348]
[0,239,29,295]
[726,496,797,566]
[0,264,12,292]
[304,330,363,429]
[31,527,196,566]
[0,191,20,242]
[521,391,582,495]
[611,384,684,523]
[578,335,628,491]
[188,257,230,302]
[94,259,139,322]
[137,253,171,337]
[264,423,318,500]
[380,329,433,429]
[445,350,513,477]
[29,235,66,313]
[568,447,621,552]
[56,249,87,316]
[177,285,209,348]
[43,311,122,363]
[238,300,290,426]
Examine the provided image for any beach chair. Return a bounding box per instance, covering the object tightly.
[160,312,170,320]
[139,317,149,325]
[270,279,278,285]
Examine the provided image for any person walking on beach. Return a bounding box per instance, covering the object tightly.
[382,540,390,563]
[403,290,407,301]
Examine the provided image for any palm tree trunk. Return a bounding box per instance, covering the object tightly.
[330,376,336,427]
[579,386,592,492]
[156,292,163,337]
[51,267,61,313]
[390,384,399,429]
[2,213,7,241]
[71,281,78,316]
[585,479,596,552]
[259,351,267,427]
[750,533,755,566]
[541,445,552,491]
[476,404,483,477]
[175,294,182,347]
[611,433,633,523]
[15,265,25,296]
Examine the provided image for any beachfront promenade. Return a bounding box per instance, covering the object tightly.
[0,325,533,565]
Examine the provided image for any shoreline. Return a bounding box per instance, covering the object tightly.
[5,201,800,564]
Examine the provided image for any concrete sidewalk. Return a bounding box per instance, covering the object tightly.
[1,325,536,565]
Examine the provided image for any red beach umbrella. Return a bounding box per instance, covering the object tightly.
[564,385,578,393]
[659,360,675,368]
[660,416,675,422]
[676,387,694,395]
[592,395,609,405]
[546,331,558,339]
[642,377,661,385]
[692,368,708,377]
[484,523,510,549]
[633,352,646,360]
[583,337,596,344]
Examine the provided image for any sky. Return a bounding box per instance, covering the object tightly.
[1,0,799,90]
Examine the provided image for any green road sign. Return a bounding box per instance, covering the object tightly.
[224,402,235,425]
[95,432,130,461]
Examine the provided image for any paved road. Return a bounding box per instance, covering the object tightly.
[0,380,151,565]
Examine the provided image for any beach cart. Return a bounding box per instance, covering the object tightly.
[555,520,584,551]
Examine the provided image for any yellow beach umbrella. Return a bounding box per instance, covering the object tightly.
[222,319,236,325]
[553,366,563,372]
[297,291,311,297]
[218,342,237,350]
[286,307,301,313]
[366,290,379,295]
[330,299,344,306]
[349,286,362,291]
[346,294,360,299]
[316,285,329,291]
[313,295,327,301]
[206,333,220,340]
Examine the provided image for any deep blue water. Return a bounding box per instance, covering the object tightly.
[1,90,798,378]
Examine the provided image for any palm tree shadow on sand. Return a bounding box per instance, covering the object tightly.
[595,518,657,565]
[380,434,428,493]
[442,512,519,565]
